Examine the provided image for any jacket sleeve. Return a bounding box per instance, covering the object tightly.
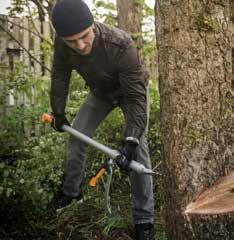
[50,36,72,115]
[117,42,148,142]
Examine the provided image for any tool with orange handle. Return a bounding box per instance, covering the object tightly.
[41,113,155,214]
[41,113,155,176]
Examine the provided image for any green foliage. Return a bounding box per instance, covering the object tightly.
[97,212,131,236]
[0,105,45,155]
[41,37,53,59]
[142,1,155,17]
[93,0,117,26]
[0,62,55,215]
[8,0,43,17]
[0,62,50,156]
[95,1,116,10]
[1,62,50,106]
[5,63,33,98]
[196,15,221,33]
[0,131,66,214]
[8,0,27,16]
[148,81,161,161]
[143,38,157,62]
[66,71,88,116]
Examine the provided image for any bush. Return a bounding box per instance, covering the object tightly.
[0,130,67,214]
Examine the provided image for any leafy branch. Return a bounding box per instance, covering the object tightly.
[0,16,52,46]
[0,24,51,73]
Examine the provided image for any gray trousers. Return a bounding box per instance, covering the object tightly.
[63,92,154,224]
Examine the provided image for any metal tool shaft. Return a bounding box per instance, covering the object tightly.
[63,125,155,175]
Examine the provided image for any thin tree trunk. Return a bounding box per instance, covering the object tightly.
[116,0,144,63]
[155,0,233,239]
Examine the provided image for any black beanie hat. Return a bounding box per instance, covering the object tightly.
[52,0,94,37]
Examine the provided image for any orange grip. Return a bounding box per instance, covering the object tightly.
[41,113,53,124]
[89,168,106,187]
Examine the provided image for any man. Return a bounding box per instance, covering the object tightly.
[50,0,154,239]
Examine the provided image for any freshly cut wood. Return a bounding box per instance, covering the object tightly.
[184,172,234,215]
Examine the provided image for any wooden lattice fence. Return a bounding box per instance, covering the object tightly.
[0,14,52,116]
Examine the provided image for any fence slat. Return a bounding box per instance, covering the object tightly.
[43,21,51,76]
[0,15,9,118]
[34,19,41,76]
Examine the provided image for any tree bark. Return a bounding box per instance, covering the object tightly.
[155,0,233,239]
[116,0,144,63]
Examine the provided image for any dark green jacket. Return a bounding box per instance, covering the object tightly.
[50,22,148,141]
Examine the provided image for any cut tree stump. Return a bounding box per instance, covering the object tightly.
[184,171,234,215]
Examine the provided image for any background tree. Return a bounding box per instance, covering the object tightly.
[155,0,233,239]
[116,0,144,63]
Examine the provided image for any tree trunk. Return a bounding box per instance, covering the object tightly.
[116,0,144,63]
[155,0,233,239]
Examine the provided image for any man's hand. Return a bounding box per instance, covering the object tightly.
[116,141,138,171]
[51,114,70,132]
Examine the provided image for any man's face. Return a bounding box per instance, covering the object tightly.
[62,25,95,55]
